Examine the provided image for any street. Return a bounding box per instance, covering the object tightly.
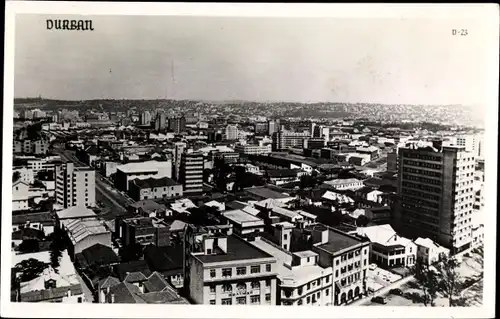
[53,146,135,220]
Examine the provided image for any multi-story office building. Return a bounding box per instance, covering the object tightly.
[310,225,370,305]
[254,122,268,136]
[179,152,204,195]
[235,144,272,155]
[173,142,187,181]
[154,113,167,131]
[225,125,239,141]
[303,138,326,150]
[272,131,310,151]
[55,162,96,208]
[140,111,152,126]
[396,143,475,253]
[13,139,49,155]
[168,116,187,134]
[114,160,172,192]
[251,238,334,306]
[268,120,277,136]
[187,233,278,305]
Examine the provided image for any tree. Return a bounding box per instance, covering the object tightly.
[412,259,439,307]
[17,239,40,254]
[435,255,462,306]
[119,243,144,262]
[355,215,370,227]
[13,171,21,183]
[48,230,67,272]
[13,258,50,282]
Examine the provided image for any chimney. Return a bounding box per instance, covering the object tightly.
[111,293,115,303]
[218,236,228,253]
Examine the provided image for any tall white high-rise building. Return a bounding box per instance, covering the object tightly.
[225,125,239,140]
[173,142,187,181]
[140,111,152,126]
[55,162,96,208]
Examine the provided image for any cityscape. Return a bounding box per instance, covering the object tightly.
[9,13,489,309]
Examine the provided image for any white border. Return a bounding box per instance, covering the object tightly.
[2,2,498,318]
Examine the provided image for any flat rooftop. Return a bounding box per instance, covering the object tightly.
[223,209,263,224]
[245,187,290,199]
[316,229,364,255]
[194,235,273,264]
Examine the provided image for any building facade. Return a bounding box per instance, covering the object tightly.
[114,160,172,192]
[396,144,475,253]
[128,177,183,201]
[188,234,278,305]
[55,162,96,208]
[225,125,239,141]
[234,144,272,155]
[179,152,204,195]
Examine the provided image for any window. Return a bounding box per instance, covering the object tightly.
[210,285,215,293]
[237,267,247,275]
[298,287,303,295]
[283,244,288,250]
[251,265,260,274]
[317,292,320,298]
[222,284,232,293]
[266,264,271,272]
[221,298,232,305]
[316,279,321,286]
[284,234,288,240]
[77,297,83,303]
[307,283,311,290]
[266,279,271,287]
[298,299,303,305]
[364,260,367,266]
[210,300,216,305]
[336,259,340,265]
[207,249,212,255]
[251,281,260,289]
[210,269,216,278]
[222,268,232,277]
[307,296,310,304]
[325,276,330,283]
[236,297,247,305]
[250,295,260,304]
[325,289,329,296]
[265,294,271,302]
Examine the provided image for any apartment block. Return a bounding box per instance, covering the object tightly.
[179,152,204,195]
[116,216,171,247]
[114,160,172,192]
[396,143,475,253]
[55,162,96,208]
[128,177,183,201]
[272,131,310,151]
[234,144,272,155]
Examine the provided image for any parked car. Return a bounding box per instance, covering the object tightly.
[371,296,387,304]
[389,288,403,296]
[369,263,378,271]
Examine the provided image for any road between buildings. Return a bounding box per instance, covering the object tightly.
[348,275,415,306]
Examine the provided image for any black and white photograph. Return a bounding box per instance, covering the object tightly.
[2,2,498,319]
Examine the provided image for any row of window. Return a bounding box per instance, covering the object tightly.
[402,167,442,178]
[215,264,272,278]
[215,294,271,305]
[401,189,440,201]
[210,280,271,294]
[402,153,442,162]
[402,210,439,224]
[403,160,442,170]
[401,195,440,209]
[402,174,441,186]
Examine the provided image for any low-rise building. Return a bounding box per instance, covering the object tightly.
[251,239,333,306]
[12,180,30,211]
[266,169,302,186]
[414,237,450,266]
[235,144,272,155]
[115,160,172,192]
[61,218,112,259]
[13,167,34,184]
[221,209,265,237]
[116,216,170,247]
[356,224,416,268]
[323,178,364,191]
[128,177,183,201]
[187,234,278,305]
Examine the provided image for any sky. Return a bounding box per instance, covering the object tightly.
[13,14,493,107]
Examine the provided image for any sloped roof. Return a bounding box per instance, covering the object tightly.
[108,282,146,303]
[76,243,119,268]
[143,272,169,292]
[98,276,120,289]
[56,206,96,220]
[357,224,413,248]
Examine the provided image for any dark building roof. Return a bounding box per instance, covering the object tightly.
[143,272,169,292]
[194,235,273,264]
[12,212,54,225]
[98,276,120,289]
[144,245,183,274]
[245,186,290,200]
[225,201,247,210]
[20,284,83,302]
[131,177,180,189]
[12,227,45,240]
[108,282,145,303]
[124,272,148,283]
[267,169,300,178]
[75,243,119,269]
[115,260,152,282]
[316,228,366,255]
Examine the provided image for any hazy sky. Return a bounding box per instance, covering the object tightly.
[14,14,492,106]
